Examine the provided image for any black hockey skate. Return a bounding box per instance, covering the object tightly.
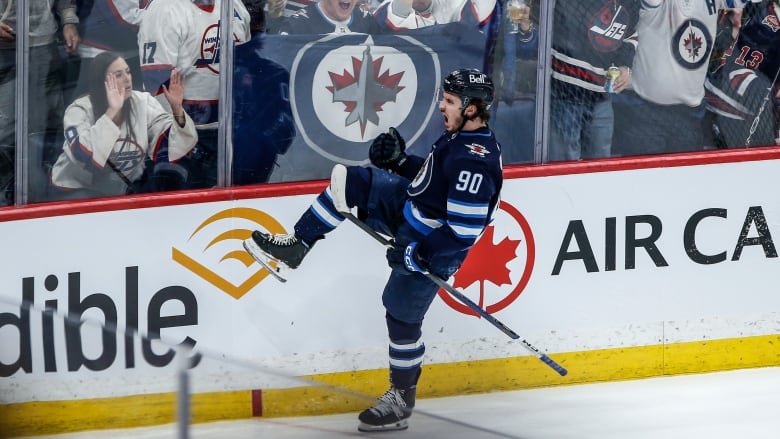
[357,385,416,432]
[243,231,312,282]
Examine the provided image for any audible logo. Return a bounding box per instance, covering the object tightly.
[172,207,286,299]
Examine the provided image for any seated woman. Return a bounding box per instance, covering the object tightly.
[50,51,197,199]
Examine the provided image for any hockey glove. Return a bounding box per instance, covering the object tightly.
[369,127,406,170]
[403,241,427,273]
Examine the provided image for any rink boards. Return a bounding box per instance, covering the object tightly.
[2,149,780,436]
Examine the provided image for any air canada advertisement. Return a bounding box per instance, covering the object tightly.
[2,158,780,402]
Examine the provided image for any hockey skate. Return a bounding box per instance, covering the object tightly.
[243,231,312,283]
[357,385,416,432]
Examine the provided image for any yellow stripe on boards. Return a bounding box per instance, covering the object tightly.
[3,334,780,437]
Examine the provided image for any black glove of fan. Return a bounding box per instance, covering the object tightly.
[369,127,407,170]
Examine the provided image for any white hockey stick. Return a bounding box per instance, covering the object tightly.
[340,211,568,377]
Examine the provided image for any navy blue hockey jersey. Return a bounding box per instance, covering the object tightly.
[714,2,780,83]
[399,126,503,260]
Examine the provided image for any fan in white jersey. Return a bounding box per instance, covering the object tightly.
[137,0,250,188]
[612,0,761,156]
[51,51,197,200]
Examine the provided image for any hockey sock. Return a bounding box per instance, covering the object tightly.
[294,166,371,245]
[387,313,424,390]
[294,184,345,245]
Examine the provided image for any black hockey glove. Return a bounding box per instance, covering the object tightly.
[369,127,407,170]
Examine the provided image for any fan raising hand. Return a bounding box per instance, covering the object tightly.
[162,68,186,117]
[104,73,127,114]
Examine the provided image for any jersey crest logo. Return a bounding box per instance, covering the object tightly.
[408,154,433,196]
[762,14,780,32]
[671,19,712,70]
[113,136,144,172]
[290,33,439,165]
[465,142,490,158]
[196,23,223,73]
[588,3,632,53]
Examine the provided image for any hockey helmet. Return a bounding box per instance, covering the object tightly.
[442,68,494,109]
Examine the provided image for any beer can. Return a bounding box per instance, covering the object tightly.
[604,65,621,93]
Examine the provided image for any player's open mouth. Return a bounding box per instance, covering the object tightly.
[338,1,351,10]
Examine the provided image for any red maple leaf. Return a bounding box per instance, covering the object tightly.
[451,226,520,309]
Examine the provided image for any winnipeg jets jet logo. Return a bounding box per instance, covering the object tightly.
[672,19,712,69]
[327,45,405,137]
[588,4,633,52]
[465,143,490,158]
[291,33,438,164]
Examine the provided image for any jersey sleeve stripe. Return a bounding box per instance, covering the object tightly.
[403,201,445,235]
[447,221,485,240]
[447,199,489,218]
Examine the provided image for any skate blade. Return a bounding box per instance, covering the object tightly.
[243,239,287,283]
[357,420,409,432]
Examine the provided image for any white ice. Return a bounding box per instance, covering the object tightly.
[20,366,780,439]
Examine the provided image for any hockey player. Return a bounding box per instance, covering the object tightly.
[373,0,497,31]
[50,51,197,199]
[243,68,503,432]
[264,0,316,33]
[612,0,761,156]
[275,0,381,34]
[137,0,251,188]
[704,1,780,148]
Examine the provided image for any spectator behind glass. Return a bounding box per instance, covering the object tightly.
[50,51,197,199]
[64,0,148,104]
[612,0,760,156]
[138,0,250,189]
[491,0,537,164]
[233,0,295,184]
[264,0,317,33]
[373,0,496,31]
[546,0,638,161]
[275,0,381,34]
[0,0,80,206]
[704,2,780,148]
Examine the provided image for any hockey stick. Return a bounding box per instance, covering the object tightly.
[341,211,567,377]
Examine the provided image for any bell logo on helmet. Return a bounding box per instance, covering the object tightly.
[469,73,486,84]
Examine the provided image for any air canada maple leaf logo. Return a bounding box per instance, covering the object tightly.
[452,226,519,304]
[439,201,535,317]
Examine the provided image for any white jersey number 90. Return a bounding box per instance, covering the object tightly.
[456,170,483,194]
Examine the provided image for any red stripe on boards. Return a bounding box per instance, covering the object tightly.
[252,389,263,417]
